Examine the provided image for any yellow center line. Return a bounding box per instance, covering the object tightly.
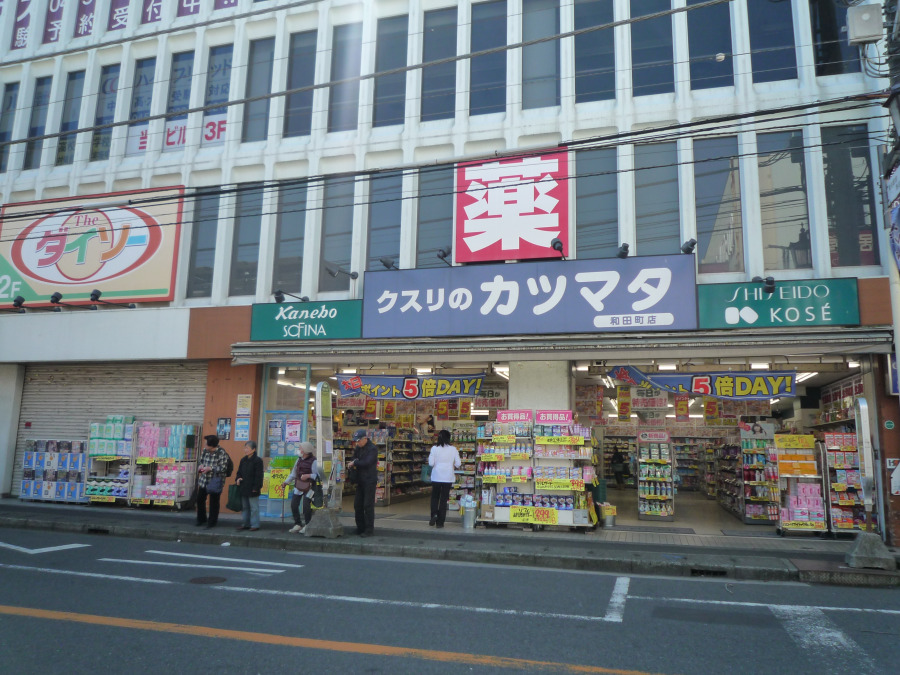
[0,603,665,675]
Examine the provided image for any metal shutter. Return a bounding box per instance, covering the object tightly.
[10,362,208,496]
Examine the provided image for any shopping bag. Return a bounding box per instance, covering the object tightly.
[420,464,432,484]
[227,484,243,512]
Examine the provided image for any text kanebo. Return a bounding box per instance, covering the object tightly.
[275,305,338,321]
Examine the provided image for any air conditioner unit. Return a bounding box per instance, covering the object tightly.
[848,5,883,46]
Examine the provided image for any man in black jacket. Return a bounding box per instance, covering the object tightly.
[348,429,378,537]
[235,441,264,531]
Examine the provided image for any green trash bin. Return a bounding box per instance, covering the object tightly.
[591,479,607,505]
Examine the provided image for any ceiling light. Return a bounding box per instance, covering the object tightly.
[575,365,589,371]
[796,372,818,383]
[416,367,432,375]
[848,361,860,368]
[657,363,677,371]
[341,368,357,374]
[471,409,489,415]
[750,363,769,370]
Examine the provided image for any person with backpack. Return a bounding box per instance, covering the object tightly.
[196,434,230,529]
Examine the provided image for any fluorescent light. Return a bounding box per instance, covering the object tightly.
[341,368,356,374]
[657,363,677,371]
[770,398,780,405]
[796,372,818,383]
[576,365,589,371]
[750,363,769,370]
[848,361,860,368]
[471,409,489,415]
[416,367,432,375]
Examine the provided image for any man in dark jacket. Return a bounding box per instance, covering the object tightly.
[235,441,264,531]
[348,429,378,536]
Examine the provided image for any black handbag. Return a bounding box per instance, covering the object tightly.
[346,465,359,485]
[226,484,243,511]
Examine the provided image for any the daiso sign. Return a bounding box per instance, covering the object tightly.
[0,187,183,304]
[250,300,362,341]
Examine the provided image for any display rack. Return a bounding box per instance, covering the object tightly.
[532,427,593,528]
[601,434,636,488]
[20,439,88,503]
[449,425,477,512]
[739,423,779,524]
[671,437,703,491]
[704,444,717,499]
[716,445,742,519]
[775,435,829,534]
[637,436,674,521]
[86,416,136,503]
[376,429,433,506]
[821,432,868,532]
[129,421,201,509]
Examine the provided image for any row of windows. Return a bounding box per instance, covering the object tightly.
[0,0,863,172]
[184,123,878,300]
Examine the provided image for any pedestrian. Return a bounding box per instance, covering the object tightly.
[235,441,264,531]
[282,442,319,534]
[196,434,229,528]
[428,429,460,528]
[611,448,626,488]
[347,429,377,537]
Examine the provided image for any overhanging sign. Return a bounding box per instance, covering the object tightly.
[698,279,859,329]
[250,300,362,341]
[363,254,697,338]
[609,365,796,400]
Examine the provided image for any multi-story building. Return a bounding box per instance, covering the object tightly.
[0,1,897,540]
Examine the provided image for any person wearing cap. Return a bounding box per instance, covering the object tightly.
[282,442,319,534]
[196,434,230,528]
[348,429,378,536]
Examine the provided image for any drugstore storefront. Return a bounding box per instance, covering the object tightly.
[233,269,900,542]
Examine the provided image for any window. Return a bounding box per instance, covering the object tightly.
[91,65,119,161]
[470,1,507,116]
[634,143,679,256]
[164,51,193,151]
[747,0,797,83]
[272,181,308,294]
[373,16,408,127]
[127,57,156,155]
[758,131,811,271]
[810,1,860,77]
[230,184,264,296]
[186,190,221,298]
[821,125,878,267]
[56,71,86,166]
[367,172,403,270]
[284,31,316,137]
[575,148,618,259]
[421,8,457,121]
[693,137,743,273]
[687,0,733,90]
[574,0,615,103]
[328,23,363,132]
[631,0,674,96]
[204,45,232,146]
[417,167,454,267]
[0,83,18,173]
[523,0,559,109]
[24,77,53,170]
[243,38,275,142]
[319,177,356,292]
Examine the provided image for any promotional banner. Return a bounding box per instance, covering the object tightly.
[674,394,689,422]
[631,387,667,410]
[107,0,129,30]
[10,0,30,50]
[0,187,183,304]
[617,385,632,422]
[363,254,697,338]
[608,366,795,400]
[455,152,570,262]
[337,374,484,400]
[42,0,63,44]
[250,300,362,341]
[698,279,859,329]
[703,397,719,422]
[73,0,95,38]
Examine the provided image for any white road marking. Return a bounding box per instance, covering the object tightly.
[0,562,171,584]
[771,606,881,673]
[627,595,900,616]
[98,558,284,574]
[603,577,630,623]
[145,550,305,568]
[0,542,90,555]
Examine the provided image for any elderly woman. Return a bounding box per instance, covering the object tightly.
[282,442,319,534]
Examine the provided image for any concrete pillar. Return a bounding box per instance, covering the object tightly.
[0,364,25,497]
[508,361,572,411]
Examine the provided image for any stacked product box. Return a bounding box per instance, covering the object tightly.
[780,482,827,528]
[88,415,135,457]
[20,439,88,503]
[145,463,197,502]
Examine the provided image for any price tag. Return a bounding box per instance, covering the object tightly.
[510,506,534,523]
[90,455,119,462]
[641,495,671,501]
[831,483,847,491]
[131,498,151,505]
[511,476,529,483]
[837,500,857,506]
[774,435,816,449]
[482,475,506,484]
[835,523,857,529]
[534,478,583,490]
[534,436,584,445]
[89,495,116,503]
[532,507,559,526]
[156,500,175,506]
[135,457,156,465]
[480,453,504,462]
[509,452,531,460]
[492,435,516,444]
[781,520,827,530]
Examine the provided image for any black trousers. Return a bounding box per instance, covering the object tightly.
[430,482,453,525]
[354,481,377,533]
[196,486,221,526]
[290,492,312,526]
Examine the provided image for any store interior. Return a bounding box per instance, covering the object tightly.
[263,353,872,535]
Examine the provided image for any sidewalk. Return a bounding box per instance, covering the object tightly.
[2,498,898,587]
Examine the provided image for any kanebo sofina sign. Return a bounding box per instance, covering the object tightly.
[0,187,183,305]
[455,151,569,263]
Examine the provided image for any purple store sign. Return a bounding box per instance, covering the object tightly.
[177,0,201,17]
[10,0,31,50]
[214,0,238,9]
[73,0,95,38]
[107,0,129,31]
[141,0,161,24]
[42,0,63,44]
[362,254,698,339]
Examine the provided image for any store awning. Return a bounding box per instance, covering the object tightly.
[230,326,893,365]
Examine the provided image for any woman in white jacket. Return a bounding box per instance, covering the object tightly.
[428,429,461,528]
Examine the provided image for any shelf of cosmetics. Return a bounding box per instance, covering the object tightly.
[476,421,593,440]
[479,464,596,481]
[482,485,592,510]
[476,442,593,460]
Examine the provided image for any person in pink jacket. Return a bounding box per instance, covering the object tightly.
[428,429,461,528]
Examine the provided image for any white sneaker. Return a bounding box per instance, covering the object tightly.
[289,524,302,533]
[300,525,308,535]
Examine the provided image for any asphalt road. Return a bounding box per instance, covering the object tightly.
[1,527,898,675]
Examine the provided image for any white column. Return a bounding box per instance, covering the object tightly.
[0,365,25,497]
[509,361,572,411]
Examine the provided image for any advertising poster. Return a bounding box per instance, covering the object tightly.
[617,386,632,422]
[216,418,231,440]
[674,394,690,422]
[267,419,284,443]
[703,397,719,422]
[236,394,252,417]
[435,400,449,420]
[0,187,184,304]
[234,418,250,442]
[267,468,290,499]
[382,401,396,421]
[285,420,303,442]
